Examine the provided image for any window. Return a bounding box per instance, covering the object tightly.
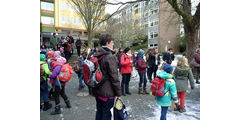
[149,32,158,39]
[41,16,54,25]
[61,2,65,10]
[41,2,54,11]
[150,21,154,27]
[134,8,140,14]
[145,12,148,17]
[150,44,153,47]
[134,4,139,8]
[145,23,148,28]
[73,18,77,25]
[61,16,65,24]
[78,18,81,25]
[151,9,158,14]
[66,17,70,24]
[66,3,70,10]
[154,44,158,47]
[154,20,158,25]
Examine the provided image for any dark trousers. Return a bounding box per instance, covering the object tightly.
[64,51,71,62]
[54,85,68,106]
[196,68,200,82]
[138,72,147,88]
[95,97,114,120]
[40,82,49,102]
[121,73,131,94]
[160,106,168,120]
[77,46,81,56]
[150,65,158,79]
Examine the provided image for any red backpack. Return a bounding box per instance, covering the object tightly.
[66,43,71,52]
[150,77,166,97]
[58,64,73,82]
[83,55,105,88]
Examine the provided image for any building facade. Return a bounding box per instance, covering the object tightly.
[111,0,181,52]
[54,0,86,39]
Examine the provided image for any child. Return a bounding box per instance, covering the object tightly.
[40,54,52,111]
[136,49,148,94]
[155,64,178,120]
[48,57,71,115]
[173,57,194,113]
[74,56,85,90]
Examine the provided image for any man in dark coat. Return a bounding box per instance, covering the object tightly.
[75,37,82,57]
[163,48,175,64]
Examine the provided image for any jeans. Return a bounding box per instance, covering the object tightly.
[40,82,49,102]
[138,72,147,88]
[71,43,74,55]
[95,97,114,120]
[54,85,69,106]
[160,106,168,120]
[78,73,84,87]
[195,68,200,82]
[177,91,186,108]
[77,46,81,56]
[121,73,131,94]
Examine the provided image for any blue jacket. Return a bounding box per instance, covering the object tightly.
[48,66,66,86]
[155,71,178,107]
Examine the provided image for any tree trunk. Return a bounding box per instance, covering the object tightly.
[185,27,198,62]
[87,30,93,49]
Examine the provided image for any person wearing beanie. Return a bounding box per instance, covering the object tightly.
[155,64,178,120]
[48,57,71,115]
[120,47,133,96]
[173,57,194,113]
[40,54,53,111]
[136,49,148,94]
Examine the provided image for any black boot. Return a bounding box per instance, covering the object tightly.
[143,87,149,95]
[43,101,52,111]
[50,105,61,115]
[65,100,71,108]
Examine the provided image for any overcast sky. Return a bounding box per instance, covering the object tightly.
[105,0,200,14]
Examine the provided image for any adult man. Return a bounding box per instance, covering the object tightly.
[68,34,74,57]
[92,34,121,120]
[75,37,82,57]
[163,48,175,64]
[50,33,58,50]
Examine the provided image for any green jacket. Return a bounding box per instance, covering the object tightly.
[155,71,178,107]
[50,36,58,49]
[40,61,52,81]
[173,66,194,92]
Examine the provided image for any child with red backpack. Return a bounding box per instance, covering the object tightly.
[48,57,72,115]
[152,64,178,120]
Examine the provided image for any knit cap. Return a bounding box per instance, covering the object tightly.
[138,49,144,55]
[163,64,173,74]
[40,54,46,61]
[123,47,130,53]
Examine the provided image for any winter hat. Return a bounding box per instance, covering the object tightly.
[60,48,63,52]
[55,51,61,56]
[123,47,130,54]
[56,57,66,66]
[52,52,59,58]
[40,54,46,61]
[163,64,173,74]
[138,49,144,55]
[47,51,54,57]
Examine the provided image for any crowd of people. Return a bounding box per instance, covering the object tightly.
[40,33,200,120]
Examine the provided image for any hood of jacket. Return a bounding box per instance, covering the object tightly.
[157,71,173,79]
[175,66,191,72]
[93,47,112,57]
